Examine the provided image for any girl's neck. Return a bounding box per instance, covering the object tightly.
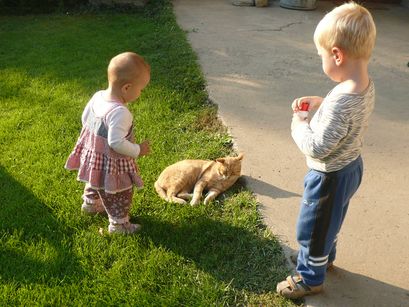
[103,87,126,104]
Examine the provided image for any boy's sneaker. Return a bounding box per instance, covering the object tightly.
[108,222,141,235]
[277,275,323,299]
[81,202,106,215]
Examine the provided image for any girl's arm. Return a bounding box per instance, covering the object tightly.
[106,107,141,158]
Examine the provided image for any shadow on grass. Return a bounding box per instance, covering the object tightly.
[141,211,289,294]
[0,165,84,284]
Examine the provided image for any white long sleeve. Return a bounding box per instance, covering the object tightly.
[106,107,140,158]
[87,91,140,158]
[291,81,375,172]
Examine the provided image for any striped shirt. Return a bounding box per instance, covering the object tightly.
[292,80,375,172]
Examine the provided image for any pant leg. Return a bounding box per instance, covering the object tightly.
[296,157,363,286]
[328,199,350,263]
[82,183,102,205]
[97,188,133,225]
[328,157,363,263]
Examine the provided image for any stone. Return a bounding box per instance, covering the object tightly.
[255,0,268,6]
[231,0,254,6]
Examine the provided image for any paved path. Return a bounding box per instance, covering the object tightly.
[174,1,409,306]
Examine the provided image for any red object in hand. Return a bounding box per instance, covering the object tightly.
[296,102,309,120]
[300,102,309,111]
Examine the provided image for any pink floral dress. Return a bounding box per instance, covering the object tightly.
[65,101,143,194]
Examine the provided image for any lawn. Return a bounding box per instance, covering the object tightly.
[0,1,294,305]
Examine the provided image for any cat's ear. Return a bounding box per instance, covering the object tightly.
[216,158,225,164]
[236,153,244,160]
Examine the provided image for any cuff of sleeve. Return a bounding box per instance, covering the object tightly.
[291,121,309,145]
[133,143,141,158]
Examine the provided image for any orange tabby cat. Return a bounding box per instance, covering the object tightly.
[154,153,243,205]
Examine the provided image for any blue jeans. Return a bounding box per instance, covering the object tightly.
[296,156,363,286]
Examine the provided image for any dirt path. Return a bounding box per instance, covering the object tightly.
[174,1,409,305]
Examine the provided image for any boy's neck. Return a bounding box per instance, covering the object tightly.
[336,58,370,95]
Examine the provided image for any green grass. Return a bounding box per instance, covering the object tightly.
[0,2,294,306]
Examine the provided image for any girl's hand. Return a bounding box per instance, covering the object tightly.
[291,96,323,112]
[139,140,151,156]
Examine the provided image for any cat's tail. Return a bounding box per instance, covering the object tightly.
[154,180,168,201]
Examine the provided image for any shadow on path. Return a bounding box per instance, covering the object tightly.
[241,175,300,199]
[280,243,409,306]
[308,266,409,307]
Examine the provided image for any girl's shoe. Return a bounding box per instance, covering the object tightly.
[108,222,141,235]
[81,202,106,215]
[276,275,323,299]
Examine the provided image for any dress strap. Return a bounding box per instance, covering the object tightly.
[90,92,126,119]
[102,103,127,128]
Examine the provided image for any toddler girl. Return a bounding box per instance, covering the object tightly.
[66,52,151,235]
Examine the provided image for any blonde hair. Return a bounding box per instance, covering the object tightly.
[108,52,150,87]
[314,1,376,59]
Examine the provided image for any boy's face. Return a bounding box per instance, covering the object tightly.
[316,44,338,82]
[123,70,150,103]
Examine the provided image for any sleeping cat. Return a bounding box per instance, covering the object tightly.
[154,153,243,206]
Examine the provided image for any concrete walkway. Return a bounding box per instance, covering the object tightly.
[174,1,409,306]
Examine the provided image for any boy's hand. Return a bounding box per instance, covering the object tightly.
[291,113,308,131]
[139,140,151,156]
[292,96,324,112]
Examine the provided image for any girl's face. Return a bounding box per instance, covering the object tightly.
[123,70,150,103]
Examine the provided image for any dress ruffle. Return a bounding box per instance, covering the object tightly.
[65,127,143,194]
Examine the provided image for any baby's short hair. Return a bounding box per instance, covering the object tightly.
[108,52,150,87]
[314,1,376,59]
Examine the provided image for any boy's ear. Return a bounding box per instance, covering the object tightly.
[332,47,344,66]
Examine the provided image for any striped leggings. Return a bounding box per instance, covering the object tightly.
[83,184,133,224]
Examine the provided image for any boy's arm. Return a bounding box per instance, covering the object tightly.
[291,98,348,159]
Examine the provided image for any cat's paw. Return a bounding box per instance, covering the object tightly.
[190,199,200,206]
[204,191,219,204]
[169,196,187,204]
[177,192,193,200]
